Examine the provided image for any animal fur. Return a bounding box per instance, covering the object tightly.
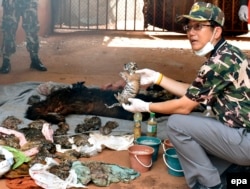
[25,82,173,124]
[105,71,141,108]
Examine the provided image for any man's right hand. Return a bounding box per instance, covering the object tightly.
[135,68,162,86]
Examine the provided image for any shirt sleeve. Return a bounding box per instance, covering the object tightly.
[239,0,249,6]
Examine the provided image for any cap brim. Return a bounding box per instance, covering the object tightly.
[176,15,208,23]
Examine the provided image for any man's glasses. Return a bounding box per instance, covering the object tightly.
[183,23,213,32]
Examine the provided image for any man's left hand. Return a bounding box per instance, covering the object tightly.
[122,98,151,113]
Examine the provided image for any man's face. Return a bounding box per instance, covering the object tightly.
[185,20,214,51]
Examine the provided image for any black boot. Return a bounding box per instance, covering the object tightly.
[30,57,47,71]
[0,58,11,74]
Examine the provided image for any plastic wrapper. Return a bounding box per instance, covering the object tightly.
[3,146,30,169]
[0,146,14,177]
[29,157,86,189]
[56,133,134,156]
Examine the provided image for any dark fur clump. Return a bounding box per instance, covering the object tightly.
[25,82,173,124]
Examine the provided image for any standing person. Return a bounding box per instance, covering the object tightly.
[0,0,47,74]
[122,2,250,189]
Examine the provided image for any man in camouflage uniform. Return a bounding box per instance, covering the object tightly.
[0,0,47,74]
[122,2,250,189]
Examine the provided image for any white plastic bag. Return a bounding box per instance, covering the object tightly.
[0,146,14,177]
[88,133,134,151]
[56,133,134,156]
[29,157,86,189]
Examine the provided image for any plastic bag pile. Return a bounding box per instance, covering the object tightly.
[0,124,138,189]
[29,157,140,189]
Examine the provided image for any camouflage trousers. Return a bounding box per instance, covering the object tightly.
[1,0,40,59]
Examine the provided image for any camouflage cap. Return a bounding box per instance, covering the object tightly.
[177,2,225,26]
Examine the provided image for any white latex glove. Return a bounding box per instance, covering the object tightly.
[238,5,248,22]
[135,68,162,86]
[122,98,151,113]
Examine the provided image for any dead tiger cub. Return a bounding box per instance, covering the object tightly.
[105,62,141,108]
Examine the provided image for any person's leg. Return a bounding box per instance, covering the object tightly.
[22,0,47,71]
[166,113,250,188]
[0,0,20,73]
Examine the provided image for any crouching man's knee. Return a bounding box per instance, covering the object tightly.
[166,114,182,136]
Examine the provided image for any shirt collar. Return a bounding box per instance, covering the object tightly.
[210,38,226,57]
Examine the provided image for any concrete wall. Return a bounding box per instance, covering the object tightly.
[0,0,51,44]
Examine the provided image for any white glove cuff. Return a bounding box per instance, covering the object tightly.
[153,72,163,85]
[240,5,248,10]
[145,102,152,112]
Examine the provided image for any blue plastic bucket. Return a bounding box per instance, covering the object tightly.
[135,136,161,162]
[163,148,184,177]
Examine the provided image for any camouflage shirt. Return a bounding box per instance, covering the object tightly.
[186,38,250,128]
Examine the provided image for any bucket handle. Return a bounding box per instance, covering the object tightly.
[162,143,166,152]
[162,154,184,173]
[134,155,152,168]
